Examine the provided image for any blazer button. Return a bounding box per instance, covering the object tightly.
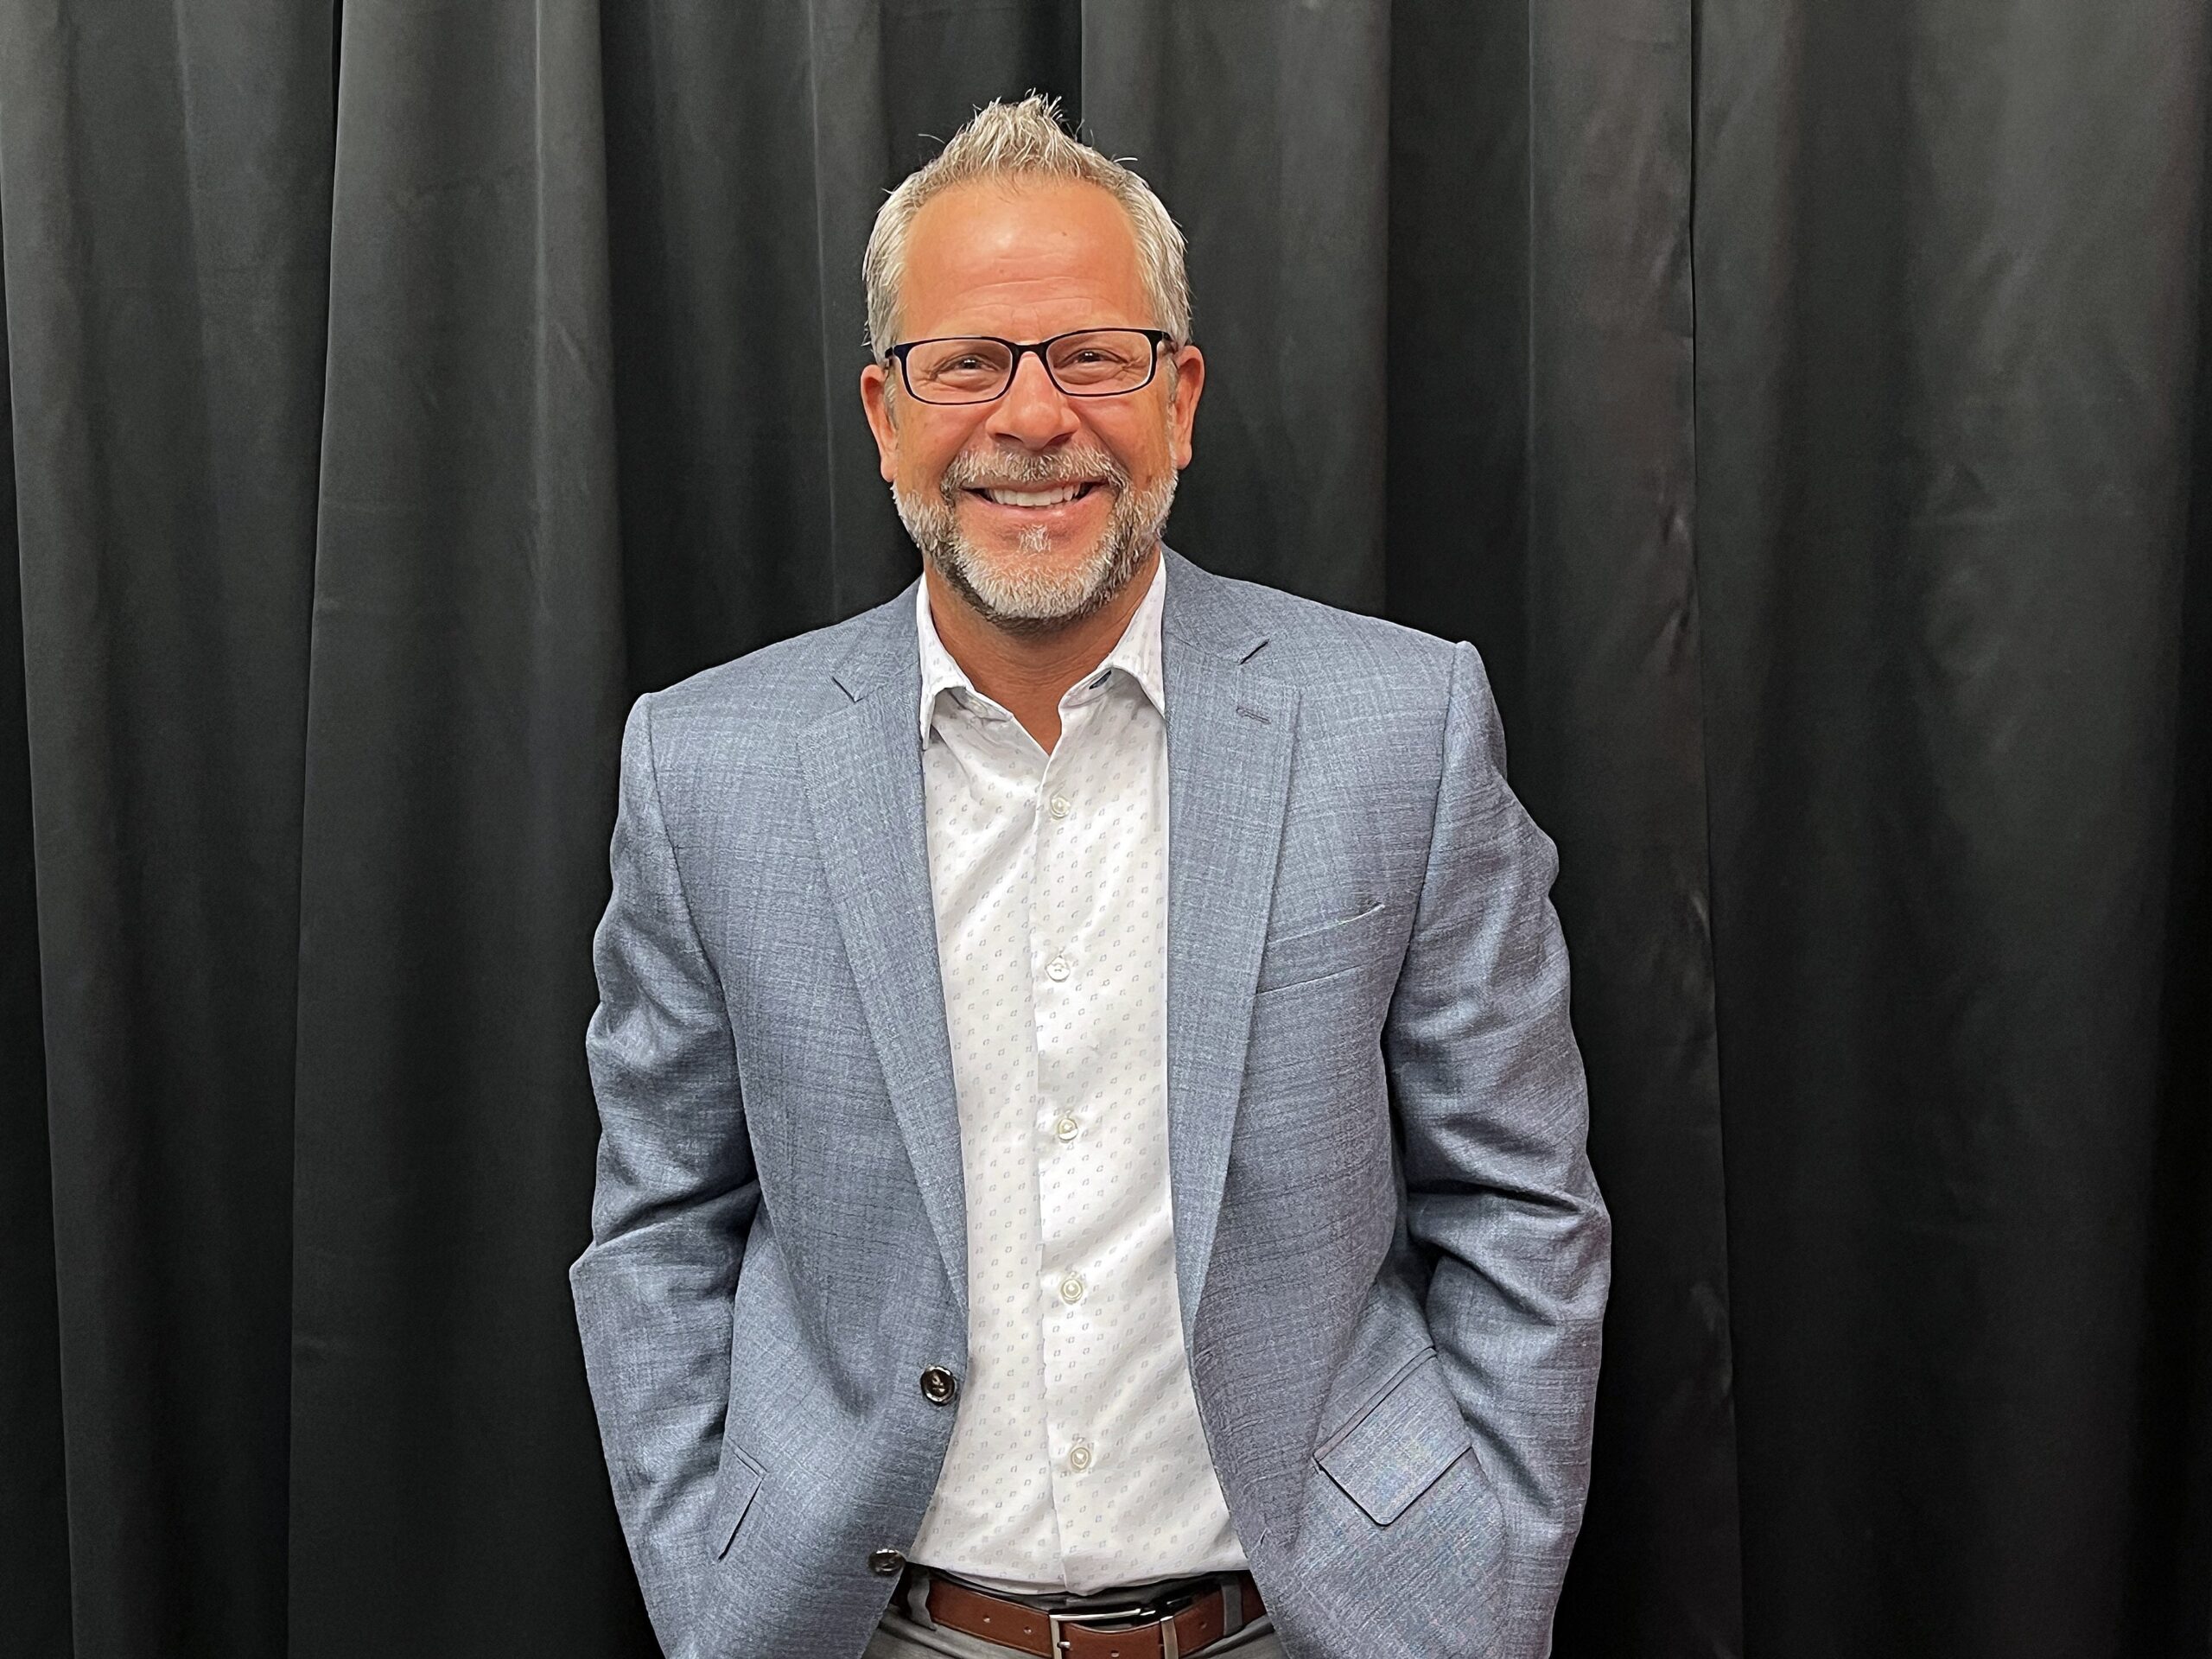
[919,1366,959,1406]
[869,1548,906,1578]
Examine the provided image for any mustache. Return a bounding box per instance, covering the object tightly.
[939,447,1130,495]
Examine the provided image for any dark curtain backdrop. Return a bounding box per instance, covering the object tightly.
[1,1,2207,1655]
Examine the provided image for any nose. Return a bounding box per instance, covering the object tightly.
[981,347,1081,448]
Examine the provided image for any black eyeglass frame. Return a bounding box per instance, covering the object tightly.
[883,327,1181,404]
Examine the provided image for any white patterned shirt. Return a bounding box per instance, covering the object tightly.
[905,559,1247,1594]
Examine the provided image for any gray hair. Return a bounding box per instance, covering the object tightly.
[863,93,1192,360]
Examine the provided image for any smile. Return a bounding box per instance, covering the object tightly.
[966,482,1103,508]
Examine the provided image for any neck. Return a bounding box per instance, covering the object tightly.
[924,543,1161,753]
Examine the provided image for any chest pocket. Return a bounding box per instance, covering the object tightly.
[1254,898,1391,996]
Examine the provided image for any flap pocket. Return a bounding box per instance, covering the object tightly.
[1314,1349,1471,1525]
[703,1446,765,1560]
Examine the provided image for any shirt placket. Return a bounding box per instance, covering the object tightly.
[1030,690,1107,1565]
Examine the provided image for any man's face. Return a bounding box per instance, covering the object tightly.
[861,179,1205,633]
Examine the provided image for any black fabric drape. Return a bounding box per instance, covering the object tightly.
[2,2,327,1649]
[2,3,2206,1656]
[1693,4,2211,1651]
[0,202,73,1654]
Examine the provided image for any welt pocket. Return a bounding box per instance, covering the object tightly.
[703,1443,765,1560]
[1254,898,1389,995]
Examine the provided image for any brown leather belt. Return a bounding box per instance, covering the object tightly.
[918,1570,1265,1659]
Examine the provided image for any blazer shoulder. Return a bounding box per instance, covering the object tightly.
[1197,569,1461,704]
[637,586,912,746]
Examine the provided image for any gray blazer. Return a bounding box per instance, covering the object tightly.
[573,549,1610,1659]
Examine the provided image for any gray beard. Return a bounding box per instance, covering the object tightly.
[893,445,1178,637]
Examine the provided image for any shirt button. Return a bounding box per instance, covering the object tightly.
[1053,1114,1080,1142]
[869,1548,906,1577]
[1046,957,1070,982]
[918,1366,958,1406]
[1047,793,1071,819]
[1058,1271,1085,1305]
[1068,1440,1094,1473]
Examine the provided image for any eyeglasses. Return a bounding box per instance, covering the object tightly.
[884,327,1178,405]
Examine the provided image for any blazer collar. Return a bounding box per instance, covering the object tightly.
[1161,543,1270,665]
[827,545,1270,707]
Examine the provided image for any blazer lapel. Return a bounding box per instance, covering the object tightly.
[800,596,969,1318]
[795,556,1295,1336]
[1161,552,1299,1342]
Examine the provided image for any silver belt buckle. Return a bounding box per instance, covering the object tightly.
[1047,1601,1175,1659]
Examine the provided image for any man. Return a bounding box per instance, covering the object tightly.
[573,95,1609,1659]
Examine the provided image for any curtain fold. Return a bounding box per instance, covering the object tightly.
[1514,0,1746,1650]
[2,2,2207,1655]
[0,213,73,1653]
[0,0,332,1648]
[282,0,637,1649]
[1693,0,2212,1650]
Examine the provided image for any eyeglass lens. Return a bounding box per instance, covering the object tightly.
[902,331,1157,404]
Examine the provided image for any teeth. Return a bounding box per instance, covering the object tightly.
[982,484,1085,507]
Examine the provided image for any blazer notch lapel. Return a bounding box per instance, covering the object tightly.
[1165,639,1299,1340]
[798,686,969,1319]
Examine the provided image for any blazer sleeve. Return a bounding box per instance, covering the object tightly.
[1382,641,1611,1659]
[569,692,759,1653]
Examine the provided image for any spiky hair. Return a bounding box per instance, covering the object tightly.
[862,92,1192,358]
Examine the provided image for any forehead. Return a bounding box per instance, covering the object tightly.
[897,178,1151,339]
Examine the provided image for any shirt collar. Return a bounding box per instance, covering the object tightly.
[915,556,1169,743]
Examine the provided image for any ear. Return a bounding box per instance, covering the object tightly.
[860,360,899,482]
[1166,344,1205,471]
